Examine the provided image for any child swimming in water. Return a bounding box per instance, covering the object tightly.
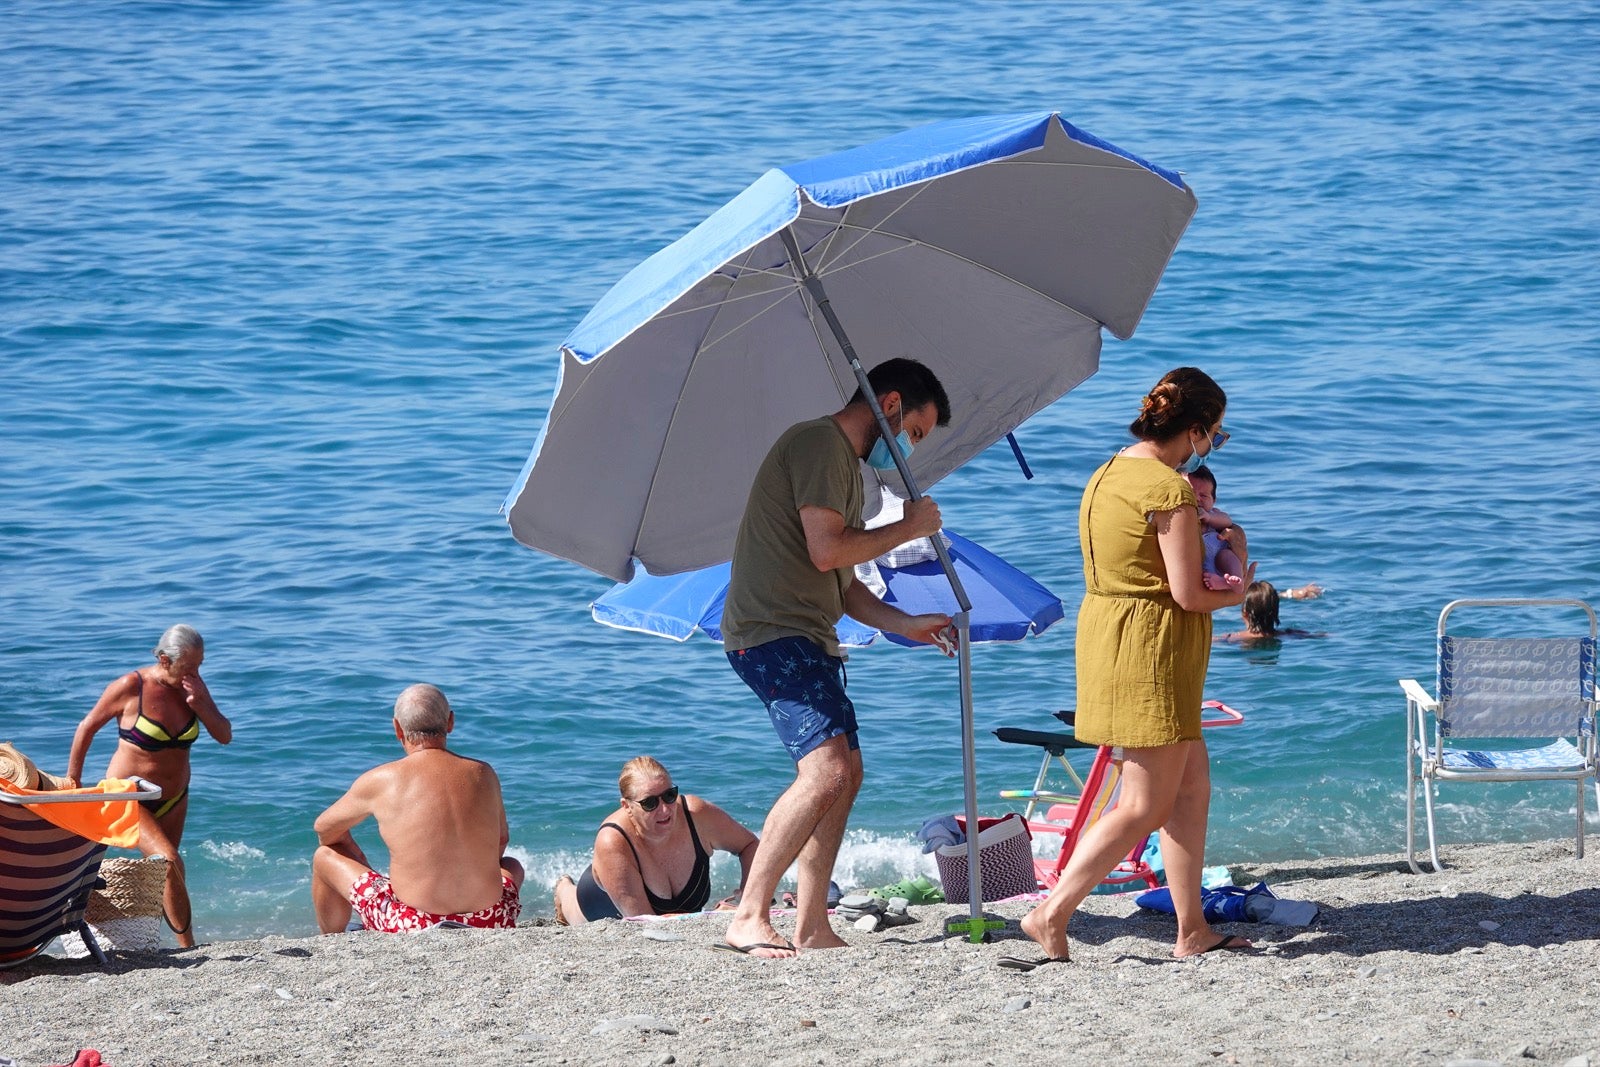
[1216,581,1328,643]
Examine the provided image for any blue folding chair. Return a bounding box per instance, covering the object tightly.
[1401,598,1599,873]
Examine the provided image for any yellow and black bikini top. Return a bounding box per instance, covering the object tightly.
[117,671,200,752]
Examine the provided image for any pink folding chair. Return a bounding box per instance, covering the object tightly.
[994,700,1244,892]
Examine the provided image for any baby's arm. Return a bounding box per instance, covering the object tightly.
[1198,506,1233,531]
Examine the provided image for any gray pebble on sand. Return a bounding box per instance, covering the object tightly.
[590,1014,679,1036]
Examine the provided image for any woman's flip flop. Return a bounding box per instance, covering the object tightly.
[713,939,797,958]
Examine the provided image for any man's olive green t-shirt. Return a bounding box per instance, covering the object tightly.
[722,417,863,658]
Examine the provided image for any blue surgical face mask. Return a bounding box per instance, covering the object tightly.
[1177,424,1224,474]
[867,428,913,471]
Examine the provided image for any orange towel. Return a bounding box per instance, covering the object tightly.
[0,777,147,848]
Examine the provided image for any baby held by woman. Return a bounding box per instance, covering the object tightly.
[1185,466,1323,600]
[1184,465,1245,591]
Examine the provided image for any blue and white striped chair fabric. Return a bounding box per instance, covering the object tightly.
[1436,740,1587,772]
[1403,599,1599,874]
[0,802,110,968]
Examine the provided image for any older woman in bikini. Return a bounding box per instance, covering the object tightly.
[67,624,232,947]
[553,756,758,927]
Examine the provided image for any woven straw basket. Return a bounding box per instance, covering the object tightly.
[85,856,169,951]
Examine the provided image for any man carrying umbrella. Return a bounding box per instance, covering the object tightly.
[720,358,955,957]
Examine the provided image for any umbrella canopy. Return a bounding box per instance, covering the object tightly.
[592,530,1064,648]
[504,111,1196,582]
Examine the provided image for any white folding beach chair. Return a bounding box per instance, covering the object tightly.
[1401,598,1599,873]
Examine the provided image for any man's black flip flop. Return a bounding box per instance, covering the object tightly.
[1199,934,1252,954]
[997,955,1071,971]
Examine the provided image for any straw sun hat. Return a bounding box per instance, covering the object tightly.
[0,740,70,791]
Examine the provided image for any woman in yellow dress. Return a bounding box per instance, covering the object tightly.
[1008,367,1255,969]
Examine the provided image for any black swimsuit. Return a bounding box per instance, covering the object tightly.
[574,805,712,920]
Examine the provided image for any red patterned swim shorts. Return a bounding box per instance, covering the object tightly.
[348,870,521,932]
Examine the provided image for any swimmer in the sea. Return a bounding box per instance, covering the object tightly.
[1215,581,1327,644]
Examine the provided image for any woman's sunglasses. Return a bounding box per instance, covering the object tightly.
[629,785,680,812]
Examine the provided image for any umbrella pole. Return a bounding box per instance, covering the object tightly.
[779,229,972,605]
[782,229,1004,942]
[946,610,1004,941]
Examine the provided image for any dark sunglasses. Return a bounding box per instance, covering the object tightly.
[1210,428,1230,451]
[629,785,680,812]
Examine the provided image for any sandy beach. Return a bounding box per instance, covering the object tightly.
[3,839,1597,1066]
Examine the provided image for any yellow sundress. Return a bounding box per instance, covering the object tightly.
[1073,453,1211,747]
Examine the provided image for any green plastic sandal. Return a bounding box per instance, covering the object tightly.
[868,875,945,905]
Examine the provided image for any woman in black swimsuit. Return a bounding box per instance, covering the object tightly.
[553,756,758,924]
[66,624,232,947]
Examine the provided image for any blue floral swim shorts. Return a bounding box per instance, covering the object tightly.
[728,635,859,762]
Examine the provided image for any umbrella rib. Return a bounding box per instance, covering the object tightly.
[615,152,1145,379]
[633,241,822,560]
[808,158,1155,276]
[813,224,1100,327]
[803,156,1151,327]
[810,177,934,276]
[631,256,750,566]
[642,269,799,324]
[815,156,1164,276]
[695,284,803,355]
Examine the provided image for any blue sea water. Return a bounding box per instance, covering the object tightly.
[3,1,1597,942]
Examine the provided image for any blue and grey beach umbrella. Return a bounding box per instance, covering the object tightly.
[505,112,1195,930]
[592,530,1065,648]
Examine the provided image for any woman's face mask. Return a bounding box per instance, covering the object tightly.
[1177,442,1206,474]
[1176,423,1227,473]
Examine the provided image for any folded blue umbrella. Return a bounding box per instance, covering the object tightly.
[1133,881,1320,926]
[1134,882,1277,924]
[591,531,1063,648]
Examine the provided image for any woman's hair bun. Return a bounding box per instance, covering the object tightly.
[1140,383,1179,422]
[1128,368,1225,442]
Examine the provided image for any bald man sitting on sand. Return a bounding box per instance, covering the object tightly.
[311,684,525,933]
